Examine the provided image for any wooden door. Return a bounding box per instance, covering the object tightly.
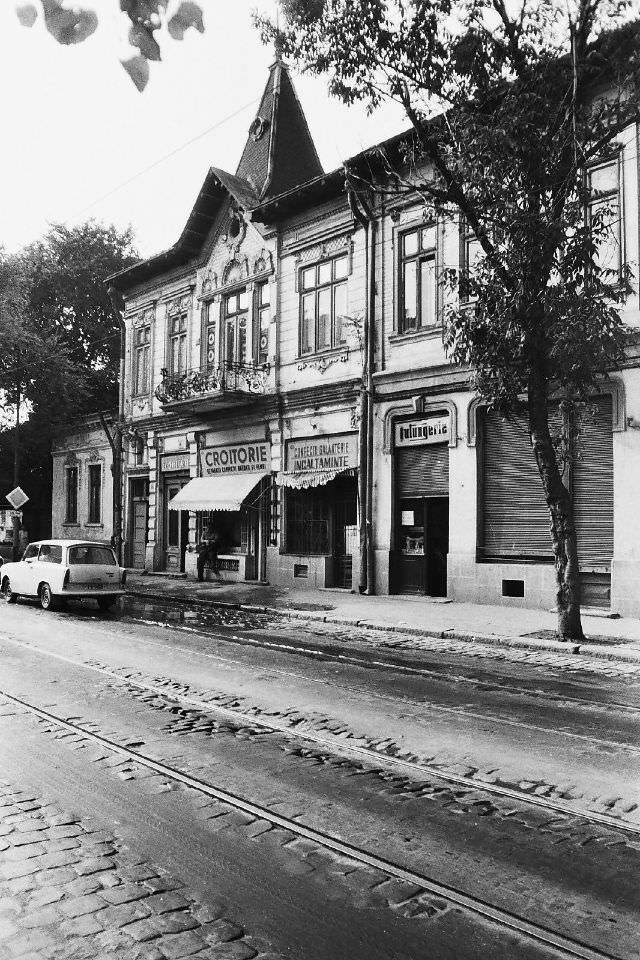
[132,500,148,569]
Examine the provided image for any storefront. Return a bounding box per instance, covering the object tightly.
[276,433,358,589]
[169,439,271,582]
[160,451,191,573]
[393,413,450,596]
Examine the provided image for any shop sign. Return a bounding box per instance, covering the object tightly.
[161,453,190,472]
[287,434,358,473]
[395,415,450,448]
[6,486,29,510]
[200,441,270,476]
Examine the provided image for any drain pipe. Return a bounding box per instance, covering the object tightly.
[346,173,376,594]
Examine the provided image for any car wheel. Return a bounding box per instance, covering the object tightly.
[97,596,116,612]
[39,583,57,611]
[2,577,18,604]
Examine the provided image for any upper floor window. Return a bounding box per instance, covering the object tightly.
[169,314,187,376]
[134,325,151,395]
[224,288,248,366]
[65,466,78,523]
[203,302,217,370]
[587,158,622,277]
[460,220,483,302]
[399,225,437,332]
[299,253,348,355]
[256,282,270,366]
[88,464,101,524]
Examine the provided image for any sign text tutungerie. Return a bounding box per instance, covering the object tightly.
[395,415,450,447]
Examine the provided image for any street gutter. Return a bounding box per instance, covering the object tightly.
[125,589,640,666]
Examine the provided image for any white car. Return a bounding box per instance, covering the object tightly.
[0,539,126,612]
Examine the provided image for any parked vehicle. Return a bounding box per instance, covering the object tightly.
[0,540,126,612]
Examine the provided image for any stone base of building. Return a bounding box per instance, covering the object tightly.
[447,553,557,610]
[611,560,640,617]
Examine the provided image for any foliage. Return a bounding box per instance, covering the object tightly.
[258,0,640,636]
[15,0,204,90]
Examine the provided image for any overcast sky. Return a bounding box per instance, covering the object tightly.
[0,1,407,258]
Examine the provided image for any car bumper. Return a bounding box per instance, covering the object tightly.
[61,588,127,598]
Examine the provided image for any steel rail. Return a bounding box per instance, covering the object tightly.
[2,633,639,838]
[0,688,625,960]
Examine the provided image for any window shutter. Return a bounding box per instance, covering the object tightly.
[397,444,449,497]
[573,396,613,566]
[481,412,554,558]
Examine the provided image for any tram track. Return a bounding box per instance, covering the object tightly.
[0,687,627,960]
[1,632,638,837]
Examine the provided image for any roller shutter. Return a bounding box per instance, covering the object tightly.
[481,412,554,558]
[573,396,613,566]
[397,444,449,497]
[481,399,613,565]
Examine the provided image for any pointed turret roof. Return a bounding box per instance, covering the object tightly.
[235,52,323,201]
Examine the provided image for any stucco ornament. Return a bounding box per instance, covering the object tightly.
[297,351,350,374]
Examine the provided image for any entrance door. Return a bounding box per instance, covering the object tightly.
[334,490,357,589]
[397,497,449,596]
[132,501,148,568]
[164,478,189,572]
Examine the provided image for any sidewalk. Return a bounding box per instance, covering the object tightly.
[125,571,640,665]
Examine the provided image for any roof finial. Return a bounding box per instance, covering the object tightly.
[274,14,285,65]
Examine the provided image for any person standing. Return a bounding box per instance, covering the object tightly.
[196,525,219,582]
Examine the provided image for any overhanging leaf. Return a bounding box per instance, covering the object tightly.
[40,0,98,45]
[167,2,204,41]
[120,53,150,91]
[16,4,38,28]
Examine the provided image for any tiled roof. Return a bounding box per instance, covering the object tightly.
[236,57,323,200]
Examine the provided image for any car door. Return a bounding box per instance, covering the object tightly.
[36,543,64,593]
[14,543,40,595]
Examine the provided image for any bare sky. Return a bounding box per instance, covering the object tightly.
[0,1,406,258]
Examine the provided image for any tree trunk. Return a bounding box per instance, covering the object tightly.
[528,379,584,641]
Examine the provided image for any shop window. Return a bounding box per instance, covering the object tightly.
[169,314,187,376]
[460,220,483,302]
[256,282,270,366]
[398,225,437,332]
[285,488,330,555]
[299,253,348,355]
[196,511,243,553]
[134,325,151,394]
[587,158,622,278]
[65,466,78,523]
[88,464,101,524]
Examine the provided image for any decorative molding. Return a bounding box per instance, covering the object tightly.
[297,351,350,375]
[166,293,192,316]
[223,206,247,252]
[132,304,155,327]
[292,234,352,265]
[350,405,361,430]
[201,268,219,295]
[467,378,626,448]
[253,248,274,276]
[222,256,250,286]
[383,398,458,453]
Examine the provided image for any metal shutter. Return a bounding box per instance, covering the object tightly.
[481,411,557,558]
[397,444,449,497]
[573,396,613,566]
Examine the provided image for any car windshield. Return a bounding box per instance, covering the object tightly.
[68,545,117,566]
[22,544,39,560]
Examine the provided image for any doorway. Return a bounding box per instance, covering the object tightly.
[129,478,148,569]
[397,496,449,596]
[163,476,189,572]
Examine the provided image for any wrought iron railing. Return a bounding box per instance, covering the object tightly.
[155,360,271,404]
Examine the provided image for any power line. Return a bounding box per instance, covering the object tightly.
[66,96,260,224]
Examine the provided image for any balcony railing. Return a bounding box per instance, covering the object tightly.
[155,361,271,406]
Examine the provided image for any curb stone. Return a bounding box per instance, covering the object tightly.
[125,589,640,667]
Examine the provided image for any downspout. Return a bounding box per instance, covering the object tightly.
[347,175,376,594]
[107,283,126,565]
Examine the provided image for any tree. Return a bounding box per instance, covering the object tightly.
[15,0,204,90]
[256,0,640,639]
[0,223,138,546]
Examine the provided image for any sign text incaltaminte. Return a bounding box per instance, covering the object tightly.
[200,441,270,476]
[287,434,358,474]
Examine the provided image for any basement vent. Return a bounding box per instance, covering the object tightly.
[502,579,525,598]
[294,564,309,579]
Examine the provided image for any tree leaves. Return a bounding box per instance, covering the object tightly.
[15,0,205,90]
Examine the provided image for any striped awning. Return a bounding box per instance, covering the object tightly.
[275,467,357,489]
[168,474,263,511]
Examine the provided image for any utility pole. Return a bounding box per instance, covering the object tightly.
[12,347,21,561]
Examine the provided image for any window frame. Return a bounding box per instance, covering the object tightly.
[65,466,78,524]
[255,281,271,366]
[223,287,249,366]
[298,252,349,357]
[397,224,438,334]
[586,155,624,281]
[459,219,484,303]
[133,324,151,396]
[87,463,102,525]
[168,313,188,377]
